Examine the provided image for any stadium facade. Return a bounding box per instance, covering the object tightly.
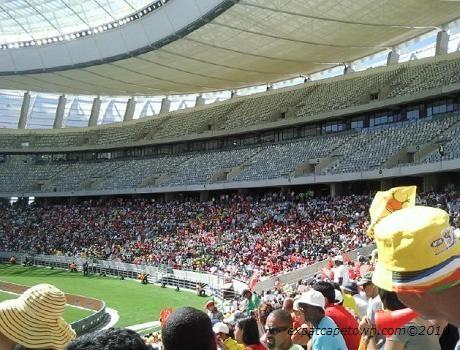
[0,0,460,200]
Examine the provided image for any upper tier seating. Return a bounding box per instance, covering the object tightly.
[1,53,460,150]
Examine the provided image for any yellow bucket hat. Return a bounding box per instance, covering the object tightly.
[368,186,460,293]
[0,283,76,349]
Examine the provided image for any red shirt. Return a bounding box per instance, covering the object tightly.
[325,304,360,350]
[245,344,265,350]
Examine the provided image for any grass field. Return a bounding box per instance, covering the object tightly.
[0,264,207,327]
[0,291,93,323]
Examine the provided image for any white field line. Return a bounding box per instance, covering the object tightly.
[127,320,160,332]
[103,307,120,329]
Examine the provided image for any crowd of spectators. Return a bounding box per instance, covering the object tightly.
[0,188,459,349]
[0,189,459,282]
[0,191,374,281]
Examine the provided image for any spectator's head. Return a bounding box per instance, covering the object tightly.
[162,307,216,350]
[66,328,148,350]
[281,298,294,313]
[341,282,359,296]
[369,186,460,326]
[0,284,75,350]
[234,317,261,346]
[212,322,230,341]
[205,300,216,312]
[312,281,335,306]
[357,272,378,299]
[241,289,252,300]
[258,303,274,327]
[333,256,343,266]
[263,310,293,350]
[378,289,406,312]
[294,290,325,326]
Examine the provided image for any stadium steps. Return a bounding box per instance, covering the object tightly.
[318,132,362,174]
[313,156,339,175]
[419,113,460,162]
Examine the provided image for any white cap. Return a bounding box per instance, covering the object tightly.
[213,322,230,334]
[293,290,325,310]
[334,255,343,262]
[334,289,343,304]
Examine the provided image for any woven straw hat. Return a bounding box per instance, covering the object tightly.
[0,283,76,349]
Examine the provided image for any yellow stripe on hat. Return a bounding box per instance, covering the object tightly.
[0,284,75,349]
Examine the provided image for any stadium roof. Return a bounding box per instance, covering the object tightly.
[0,0,460,96]
[0,0,155,45]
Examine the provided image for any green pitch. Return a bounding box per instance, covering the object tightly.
[0,291,93,323]
[0,264,209,327]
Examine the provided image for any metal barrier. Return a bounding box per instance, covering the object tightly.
[0,251,239,302]
[0,245,376,305]
[70,301,107,336]
[0,251,227,290]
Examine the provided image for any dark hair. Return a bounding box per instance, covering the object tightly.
[269,309,292,327]
[313,281,335,304]
[66,328,148,350]
[258,303,274,326]
[162,307,214,350]
[236,317,261,346]
[378,289,406,311]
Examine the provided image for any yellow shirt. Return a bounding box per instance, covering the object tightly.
[342,293,360,318]
[224,337,245,350]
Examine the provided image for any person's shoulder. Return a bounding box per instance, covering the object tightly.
[317,315,339,329]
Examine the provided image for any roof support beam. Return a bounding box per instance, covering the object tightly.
[195,95,205,107]
[160,97,170,114]
[123,97,135,122]
[387,50,400,66]
[17,91,30,129]
[88,97,101,127]
[435,30,449,56]
[53,95,67,129]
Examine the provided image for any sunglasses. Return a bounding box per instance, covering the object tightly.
[264,326,288,335]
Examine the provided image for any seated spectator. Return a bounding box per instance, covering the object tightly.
[233,317,265,350]
[357,271,384,349]
[162,307,216,350]
[9,256,16,265]
[332,256,349,286]
[213,322,243,350]
[206,301,224,324]
[262,309,303,350]
[313,281,360,350]
[241,290,260,316]
[295,290,347,350]
[341,282,368,319]
[0,284,75,350]
[66,328,149,350]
